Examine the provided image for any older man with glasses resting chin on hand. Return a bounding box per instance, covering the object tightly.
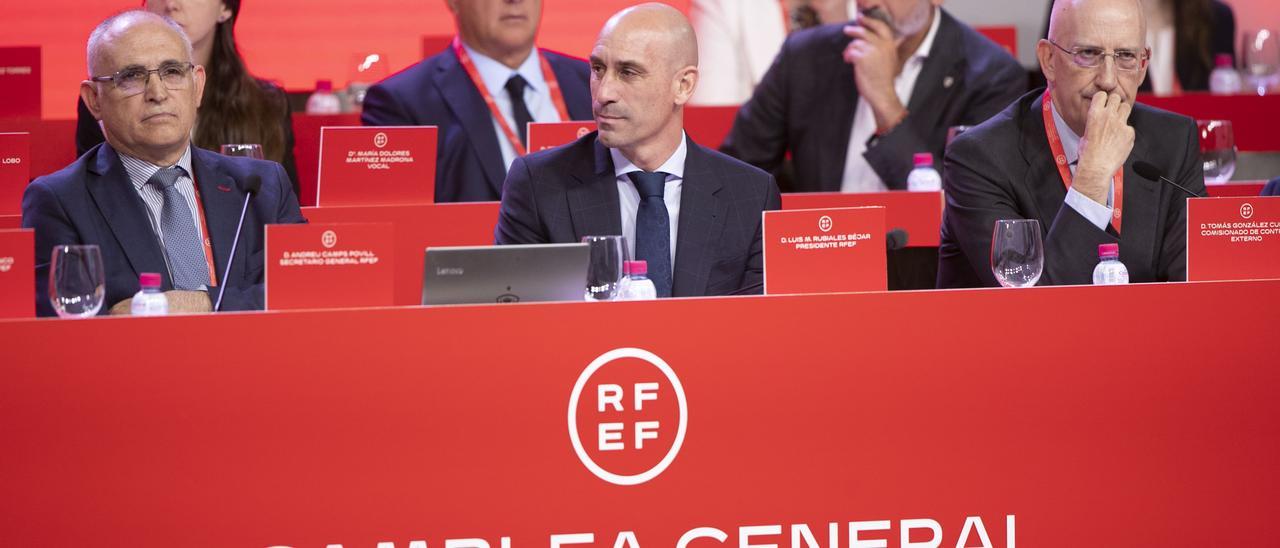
[21,10,304,316]
[937,0,1206,289]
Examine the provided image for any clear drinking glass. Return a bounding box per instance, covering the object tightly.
[1242,29,1280,95]
[220,143,264,160]
[990,219,1044,288]
[1197,119,1236,183]
[49,244,106,318]
[581,235,628,301]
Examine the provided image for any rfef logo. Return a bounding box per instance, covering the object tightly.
[568,348,687,486]
[818,215,833,232]
[374,132,388,149]
[1241,202,1254,219]
[321,230,338,248]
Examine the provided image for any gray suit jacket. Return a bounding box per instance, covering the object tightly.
[938,89,1206,288]
[495,132,781,296]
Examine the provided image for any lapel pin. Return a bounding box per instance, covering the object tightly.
[943,76,955,89]
[217,184,232,192]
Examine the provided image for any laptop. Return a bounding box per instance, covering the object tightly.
[422,243,590,305]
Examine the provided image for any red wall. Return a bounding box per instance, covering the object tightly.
[3,0,689,120]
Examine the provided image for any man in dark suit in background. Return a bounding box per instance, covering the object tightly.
[939,0,1205,288]
[22,11,304,316]
[721,0,1025,193]
[361,0,592,203]
[496,3,781,298]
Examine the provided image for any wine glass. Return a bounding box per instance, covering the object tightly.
[220,143,264,160]
[1197,119,1236,183]
[581,235,628,301]
[49,244,105,318]
[990,219,1044,288]
[1242,29,1280,95]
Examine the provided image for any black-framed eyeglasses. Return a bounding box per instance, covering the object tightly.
[1047,39,1149,71]
[90,62,195,96]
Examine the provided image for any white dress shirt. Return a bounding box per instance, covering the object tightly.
[612,133,688,268]
[1050,100,1116,230]
[840,6,942,193]
[461,42,563,171]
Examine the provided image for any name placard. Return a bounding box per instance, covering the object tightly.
[0,47,40,118]
[0,228,34,318]
[265,222,394,310]
[316,126,437,206]
[527,121,596,154]
[0,133,31,215]
[763,206,886,295]
[1187,196,1280,281]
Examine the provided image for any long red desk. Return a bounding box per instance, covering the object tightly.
[2,280,1278,546]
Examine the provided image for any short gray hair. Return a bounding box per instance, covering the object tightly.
[86,10,193,78]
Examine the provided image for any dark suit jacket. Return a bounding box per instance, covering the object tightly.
[938,89,1206,288]
[361,46,593,203]
[74,78,300,196]
[22,142,306,316]
[721,9,1026,192]
[1263,177,1280,196]
[495,132,782,297]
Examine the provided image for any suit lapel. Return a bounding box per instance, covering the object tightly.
[566,139,623,240]
[543,50,592,120]
[673,137,728,297]
[434,48,506,198]
[1019,93,1071,227]
[1119,117,1159,276]
[191,148,244,288]
[84,143,169,286]
[904,11,966,165]
[823,44,859,193]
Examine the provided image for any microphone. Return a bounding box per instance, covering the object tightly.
[213,174,262,312]
[886,228,909,251]
[1133,161,1204,198]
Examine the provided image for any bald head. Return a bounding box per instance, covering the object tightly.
[87,10,191,77]
[1047,0,1146,44]
[598,3,698,72]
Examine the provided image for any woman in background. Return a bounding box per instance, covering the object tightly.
[76,0,298,193]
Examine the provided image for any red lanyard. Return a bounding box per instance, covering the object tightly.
[1041,89,1124,234]
[452,38,571,157]
[188,173,219,286]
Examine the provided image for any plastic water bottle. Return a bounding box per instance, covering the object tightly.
[617,260,657,300]
[1092,243,1129,285]
[1209,54,1243,95]
[130,272,168,316]
[906,152,942,192]
[306,80,343,114]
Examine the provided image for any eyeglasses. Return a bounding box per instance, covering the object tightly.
[1047,39,1149,71]
[90,62,195,96]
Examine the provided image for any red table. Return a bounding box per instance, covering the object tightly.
[2,280,1278,546]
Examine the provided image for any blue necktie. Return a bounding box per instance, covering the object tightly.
[146,166,210,290]
[629,170,672,298]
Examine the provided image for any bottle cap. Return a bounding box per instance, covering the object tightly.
[315,79,333,92]
[1214,53,1233,68]
[1098,243,1120,259]
[625,260,647,276]
[912,153,933,167]
[139,272,162,288]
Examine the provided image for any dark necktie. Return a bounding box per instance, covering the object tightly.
[504,74,534,148]
[629,171,672,298]
[145,166,210,290]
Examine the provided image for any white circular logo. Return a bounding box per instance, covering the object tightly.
[576,126,591,139]
[321,230,338,248]
[374,132,388,149]
[1241,203,1254,220]
[567,348,687,486]
[818,215,833,232]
